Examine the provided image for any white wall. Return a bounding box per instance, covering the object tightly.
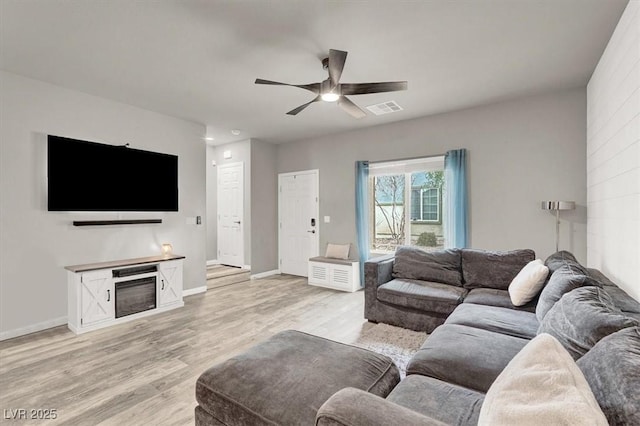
[250,140,278,274]
[0,71,207,338]
[587,1,639,301]
[206,144,217,262]
[277,88,588,263]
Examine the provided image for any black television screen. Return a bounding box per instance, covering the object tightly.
[47,135,178,212]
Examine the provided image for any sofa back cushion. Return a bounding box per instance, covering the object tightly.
[392,246,462,287]
[538,286,638,359]
[535,265,601,321]
[588,268,640,319]
[544,250,589,276]
[461,249,535,290]
[577,327,640,425]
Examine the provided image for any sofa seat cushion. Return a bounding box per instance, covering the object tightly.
[461,248,535,290]
[406,324,529,392]
[463,288,536,313]
[195,330,400,426]
[387,374,484,426]
[445,303,539,339]
[392,246,463,286]
[377,279,467,315]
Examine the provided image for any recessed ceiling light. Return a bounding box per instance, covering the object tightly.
[231,129,241,136]
[205,137,214,141]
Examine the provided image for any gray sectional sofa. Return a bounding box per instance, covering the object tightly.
[317,248,640,425]
[364,246,539,332]
[195,248,640,425]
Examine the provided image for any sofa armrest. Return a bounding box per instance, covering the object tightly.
[364,254,395,289]
[364,255,395,323]
[316,388,446,426]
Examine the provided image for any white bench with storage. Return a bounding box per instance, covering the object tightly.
[308,256,361,292]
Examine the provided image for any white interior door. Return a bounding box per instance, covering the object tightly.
[279,170,319,277]
[217,162,244,267]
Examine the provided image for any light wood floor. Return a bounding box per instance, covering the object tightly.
[206,265,251,290]
[0,274,372,425]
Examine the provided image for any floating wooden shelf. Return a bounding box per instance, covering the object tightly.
[72,219,162,226]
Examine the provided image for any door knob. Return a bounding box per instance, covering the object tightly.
[307,230,316,234]
[233,221,241,224]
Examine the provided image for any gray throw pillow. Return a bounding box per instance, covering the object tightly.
[535,265,602,321]
[461,249,535,290]
[392,246,462,286]
[538,286,638,359]
[578,327,640,425]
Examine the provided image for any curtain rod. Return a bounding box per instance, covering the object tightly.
[368,153,446,165]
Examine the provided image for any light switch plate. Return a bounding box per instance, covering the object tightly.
[324,216,331,223]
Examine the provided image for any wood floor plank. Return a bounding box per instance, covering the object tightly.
[0,274,368,425]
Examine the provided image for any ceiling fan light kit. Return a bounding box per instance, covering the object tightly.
[321,93,339,102]
[255,49,407,119]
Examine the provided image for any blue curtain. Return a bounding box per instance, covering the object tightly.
[444,149,468,248]
[355,161,369,284]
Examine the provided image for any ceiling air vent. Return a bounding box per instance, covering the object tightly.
[366,101,403,116]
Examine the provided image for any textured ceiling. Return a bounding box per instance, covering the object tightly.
[0,0,628,144]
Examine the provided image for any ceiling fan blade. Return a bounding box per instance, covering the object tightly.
[338,96,366,119]
[255,79,320,94]
[286,95,321,116]
[328,49,348,88]
[255,78,290,86]
[340,81,408,96]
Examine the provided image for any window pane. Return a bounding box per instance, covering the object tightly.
[411,189,421,220]
[371,175,405,252]
[423,188,438,221]
[409,171,444,252]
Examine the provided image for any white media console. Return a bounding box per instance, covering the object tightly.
[65,254,185,334]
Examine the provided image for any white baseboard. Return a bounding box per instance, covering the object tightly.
[206,259,220,266]
[250,269,280,280]
[0,316,68,341]
[183,286,207,297]
[243,264,251,271]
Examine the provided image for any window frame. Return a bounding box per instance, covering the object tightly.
[368,156,445,254]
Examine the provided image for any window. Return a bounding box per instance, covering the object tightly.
[369,157,445,253]
[411,187,440,222]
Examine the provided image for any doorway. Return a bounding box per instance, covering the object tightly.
[278,170,319,277]
[217,162,244,267]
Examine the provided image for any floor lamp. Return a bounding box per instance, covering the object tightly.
[541,201,575,252]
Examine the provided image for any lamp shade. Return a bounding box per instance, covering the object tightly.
[541,201,575,211]
[162,243,173,256]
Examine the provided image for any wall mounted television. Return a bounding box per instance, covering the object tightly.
[47,135,178,212]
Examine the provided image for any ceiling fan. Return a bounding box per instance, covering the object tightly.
[255,49,407,119]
